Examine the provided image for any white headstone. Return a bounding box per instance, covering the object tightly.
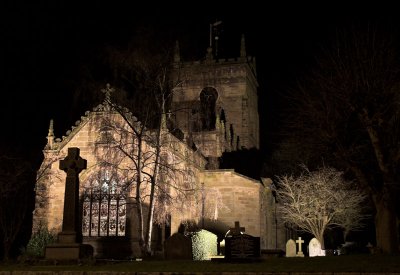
[308,237,325,257]
[285,239,296,257]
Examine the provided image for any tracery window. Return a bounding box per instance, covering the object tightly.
[82,170,127,237]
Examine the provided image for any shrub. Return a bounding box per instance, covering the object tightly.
[191,229,217,260]
[26,227,56,257]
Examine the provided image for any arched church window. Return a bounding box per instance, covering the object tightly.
[200,87,218,131]
[82,169,127,237]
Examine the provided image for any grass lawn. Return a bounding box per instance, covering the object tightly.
[1,254,400,272]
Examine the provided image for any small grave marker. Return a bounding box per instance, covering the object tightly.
[285,239,296,257]
[309,238,325,257]
[296,237,304,257]
[164,233,192,260]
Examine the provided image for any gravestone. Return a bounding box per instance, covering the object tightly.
[295,237,305,257]
[164,233,193,260]
[285,239,296,257]
[45,148,93,260]
[224,221,260,261]
[309,238,325,257]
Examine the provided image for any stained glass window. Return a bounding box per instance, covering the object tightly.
[82,170,127,237]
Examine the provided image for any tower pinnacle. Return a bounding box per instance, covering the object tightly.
[46,119,55,149]
[174,40,180,63]
[240,34,246,58]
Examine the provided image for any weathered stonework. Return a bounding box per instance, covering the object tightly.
[172,45,259,157]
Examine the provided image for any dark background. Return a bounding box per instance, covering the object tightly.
[2,1,399,165]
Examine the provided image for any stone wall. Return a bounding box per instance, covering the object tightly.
[172,58,260,151]
[200,170,264,246]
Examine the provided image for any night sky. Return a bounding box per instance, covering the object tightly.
[2,1,399,166]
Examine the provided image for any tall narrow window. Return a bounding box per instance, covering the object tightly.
[82,170,127,237]
[200,87,218,131]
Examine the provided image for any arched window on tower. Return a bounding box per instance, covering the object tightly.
[82,169,127,237]
[200,87,218,131]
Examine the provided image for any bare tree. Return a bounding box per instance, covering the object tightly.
[275,165,368,249]
[91,36,220,256]
[97,87,208,256]
[0,154,33,260]
[32,151,64,234]
[278,24,400,253]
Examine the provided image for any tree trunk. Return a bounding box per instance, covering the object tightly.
[136,201,145,255]
[315,234,325,250]
[358,110,399,253]
[374,196,399,253]
[143,111,164,257]
[144,180,156,256]
[144,203,154,256]
[136,180,145,255]
[135,137,146,256]
[3,239,11,261]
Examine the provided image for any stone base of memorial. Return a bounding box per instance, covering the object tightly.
[261,249,285,258]
[45,243,93,260]
[45,232,94,260]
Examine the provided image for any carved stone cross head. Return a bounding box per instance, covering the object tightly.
[59,147,87,177]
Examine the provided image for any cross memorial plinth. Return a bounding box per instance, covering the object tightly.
[45,148,93,260]
[58,147,87,243]
[296,237,305,257]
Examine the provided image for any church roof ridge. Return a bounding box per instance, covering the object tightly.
[43,112,91,151]
[202,169,261,184]
[44,84,124,151]
[178,55,255,66]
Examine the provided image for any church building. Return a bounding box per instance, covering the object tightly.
[32,34,287,258]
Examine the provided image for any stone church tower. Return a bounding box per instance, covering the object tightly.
[171,35,259,169]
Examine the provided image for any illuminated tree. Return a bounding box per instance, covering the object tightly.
[91,34,218,256]
[276,165,369,249]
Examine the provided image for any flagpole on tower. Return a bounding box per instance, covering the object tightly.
[209,20,222,57]
[209,23,213,48]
